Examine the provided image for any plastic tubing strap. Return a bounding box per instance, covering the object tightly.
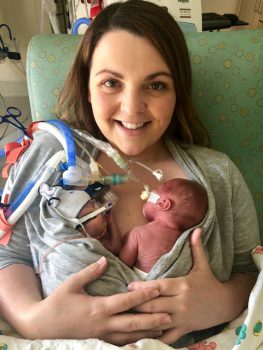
[47,120,76,167]
[0,133,24,159]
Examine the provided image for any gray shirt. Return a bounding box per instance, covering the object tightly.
[0,130,259,292]
[0,130,260,347]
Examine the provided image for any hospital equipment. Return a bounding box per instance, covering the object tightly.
[0,106,30,138]
[0,119,163,244]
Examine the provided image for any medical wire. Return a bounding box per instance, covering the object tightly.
[0,94,8,141]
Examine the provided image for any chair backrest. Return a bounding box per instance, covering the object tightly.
[26,29,263,241]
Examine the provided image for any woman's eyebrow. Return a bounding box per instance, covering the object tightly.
[95,69,172,80]
[95,69,123,78]
[145,72,173,80]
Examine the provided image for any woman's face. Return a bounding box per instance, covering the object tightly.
[88,30,176,157]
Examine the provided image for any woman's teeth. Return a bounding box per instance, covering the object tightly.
[120,121,145,130]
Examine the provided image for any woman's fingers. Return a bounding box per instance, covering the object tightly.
[63,257,108,292]
[157,327,185,345]
[102,287,162,314]
[190,227,210,271]
[107,311,172,333]
[132,296,174,314]
[128,278,178,296]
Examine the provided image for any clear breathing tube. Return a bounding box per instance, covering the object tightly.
[73,129,130,172]
[72,129,164,188]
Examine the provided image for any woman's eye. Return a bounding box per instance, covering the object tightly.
[148,82,167,90]
[102,79,120,88]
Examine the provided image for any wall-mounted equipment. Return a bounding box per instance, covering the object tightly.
[0,24,21,62]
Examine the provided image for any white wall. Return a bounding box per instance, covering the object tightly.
[0,0,51,96]
[201,0,240,14]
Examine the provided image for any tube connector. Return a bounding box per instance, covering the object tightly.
[140,185,151,201]
[62,166,83,185]
[112,155,129,171]
[152,169,164,181]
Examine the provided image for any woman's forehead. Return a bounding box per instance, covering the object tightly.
[90,30,171,74]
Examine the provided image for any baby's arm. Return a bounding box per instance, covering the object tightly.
[119,229,139,267]
[102,215,122,255]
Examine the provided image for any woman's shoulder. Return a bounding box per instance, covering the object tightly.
[167,138,233,171]
[184,143,237,175]
[186,144,230,164]
[183,144,247,193]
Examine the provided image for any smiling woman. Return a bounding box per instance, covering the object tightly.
[0,0,260,348]
[88,30,176,156]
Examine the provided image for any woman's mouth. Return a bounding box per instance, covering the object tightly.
[118,121,147,130]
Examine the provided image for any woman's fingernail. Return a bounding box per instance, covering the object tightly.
[154,331,163,337]
[127,283,135,291]
[151,289,160,297]
[161,315,172,324]
[97,256,106,265]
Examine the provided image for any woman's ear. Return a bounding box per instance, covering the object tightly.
[156,197,172,211]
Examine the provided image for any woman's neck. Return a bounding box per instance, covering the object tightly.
[113,138,170,167]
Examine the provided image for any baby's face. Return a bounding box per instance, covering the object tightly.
[78,200,108,238]
[143,200,157,221]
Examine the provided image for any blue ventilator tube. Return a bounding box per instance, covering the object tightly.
[47,120,76,167]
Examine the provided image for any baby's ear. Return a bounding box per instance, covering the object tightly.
[156,197,172,211]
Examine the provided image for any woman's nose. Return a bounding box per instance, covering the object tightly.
[120,88,147,116]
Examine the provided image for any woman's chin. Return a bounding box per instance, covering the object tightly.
[117,146,145,158]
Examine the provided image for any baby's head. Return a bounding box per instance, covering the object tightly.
[77,199,108,238]
[143,178,208,230]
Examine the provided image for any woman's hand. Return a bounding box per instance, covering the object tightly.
[24,257,172,345]
[127,228,255,345]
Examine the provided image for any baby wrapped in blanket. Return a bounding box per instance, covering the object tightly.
[37,178,207,297]
[119,178,208,278]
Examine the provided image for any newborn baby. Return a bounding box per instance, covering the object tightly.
[119,178,208,273]
[77,193,121,255]
[40,182,121,255]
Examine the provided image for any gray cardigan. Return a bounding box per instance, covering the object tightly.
[0,130,260,295]
[0,130,260,347]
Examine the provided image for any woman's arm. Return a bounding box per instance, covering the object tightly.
[0,259,173,344]
[127,228,256,345]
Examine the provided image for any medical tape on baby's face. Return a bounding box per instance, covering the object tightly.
[147,192,160,204]
[51,201,112,231]
[76,202,112,225]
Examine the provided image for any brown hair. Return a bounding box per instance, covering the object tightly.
[157,178,208,229]
[57,0,210,146]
